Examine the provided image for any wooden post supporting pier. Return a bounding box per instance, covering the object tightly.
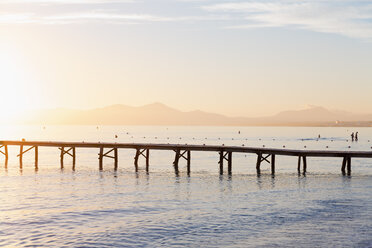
[341,157,347,174]
[173,149,180,175]
[35,146,38,170]
[17,145,38,169]
[297,155,307,174]
[0,145,9,167]
[219,151,224,175]
[19,144,23,168]
[256,152,262,174]
[72,147,76,170]
[219,151,232,175]
[134,148,150,172]
[173,149,191,175]
[256,153,275,175]
[59,147,76,170]
[98,147,118,171]
[114,148,118,171]
[99,147,104,170]
[187,150,191,175]
[347,157,351,174]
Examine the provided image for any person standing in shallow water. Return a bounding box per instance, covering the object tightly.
[351,132,354,142]
[355,132,359,141]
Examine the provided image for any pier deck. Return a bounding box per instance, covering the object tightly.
[1,140,371,175]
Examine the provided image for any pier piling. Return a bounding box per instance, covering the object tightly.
[219,151,224,175]
[303,156,307,173]
[99,147,104,170]
[271,154,275,175]
[35,146,38,170]
[0,145,8,167]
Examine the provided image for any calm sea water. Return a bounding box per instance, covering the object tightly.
[0,126,372,247]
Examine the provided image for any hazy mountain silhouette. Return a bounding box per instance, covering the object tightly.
[15,103,372,126]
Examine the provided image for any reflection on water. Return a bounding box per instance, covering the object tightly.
[0,126,372,247]
[0,168,371,247]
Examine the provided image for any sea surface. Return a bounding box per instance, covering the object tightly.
[0,126,371,247]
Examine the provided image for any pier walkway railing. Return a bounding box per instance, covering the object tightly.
[1,140,372,175]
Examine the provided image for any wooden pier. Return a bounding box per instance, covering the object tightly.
[1,140,372,175]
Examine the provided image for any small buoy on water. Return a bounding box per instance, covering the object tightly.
[326,146,329,148]
[348,146,351,148]
[115,135,118,138]
[242,144,245,146]
[263,145,265,147]
[304,146,306,148]
[283,145,285,148]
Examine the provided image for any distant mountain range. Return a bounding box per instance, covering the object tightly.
[13,103,372,126]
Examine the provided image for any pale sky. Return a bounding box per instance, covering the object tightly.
[1,0,372,118]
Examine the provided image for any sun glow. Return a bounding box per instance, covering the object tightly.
[0,49,29,122]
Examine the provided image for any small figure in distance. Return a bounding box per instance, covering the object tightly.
[351,132,354,142]
[318,134,321,139]
[355,132,359,142]
[238,130,241,134]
